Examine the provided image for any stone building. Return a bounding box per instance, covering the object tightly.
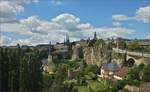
[100,61,120,79]
[41,54,55,74]
[47,54,55,74]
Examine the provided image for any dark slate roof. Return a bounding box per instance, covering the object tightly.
[41,59,48,65]
[102,62,120,71]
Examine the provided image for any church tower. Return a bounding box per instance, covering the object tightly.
[66,34,70,45]
[64,34,70,45]
[94,32,97,40]
[47,41,55,74]
[49,41,51,54]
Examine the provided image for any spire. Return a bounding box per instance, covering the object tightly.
[64,38,66,44]
[49,41,51,54]
[66,34,70,45]
[94,32,97,40]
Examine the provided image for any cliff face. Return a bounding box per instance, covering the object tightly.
[71,39,110,66]
[71,39,120,66]
[83,47,122,66]
[83,47,105,66]
[72,44,83,60]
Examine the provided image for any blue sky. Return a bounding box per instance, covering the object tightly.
[0,0,150,45]
[19,0,149,25]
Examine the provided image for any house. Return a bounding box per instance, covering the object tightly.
[114,67,129,80]
[100,61,120,80]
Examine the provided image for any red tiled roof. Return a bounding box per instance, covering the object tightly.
[115,67,128,77]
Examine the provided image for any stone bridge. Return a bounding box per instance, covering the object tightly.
[113,48,150,65]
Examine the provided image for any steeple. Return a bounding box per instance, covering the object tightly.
[47,41,54,74]
[49,41,51,54]
[65,34,70,45]
[94,32,97,40]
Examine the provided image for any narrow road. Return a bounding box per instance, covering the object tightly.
[113,48,150,58]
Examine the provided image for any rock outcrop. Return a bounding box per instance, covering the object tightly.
[83,47,105,66]
[72,44,83,60]
[124,85,140,92]
[124,82,150,92]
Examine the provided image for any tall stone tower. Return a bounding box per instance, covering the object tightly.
[47,54,54,74]
[47,42,55,74]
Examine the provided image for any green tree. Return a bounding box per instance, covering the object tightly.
[0,48,10,91]
[128,40,141,51]
[9,47,21,92]
[143,63,150,82]
[19,57,29,92]
[28,50,43,92]
[0,48,44,92]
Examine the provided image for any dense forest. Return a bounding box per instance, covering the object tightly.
[0,45,81,92]
[0,45,43,92]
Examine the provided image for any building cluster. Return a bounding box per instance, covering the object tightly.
[99,61,129,80]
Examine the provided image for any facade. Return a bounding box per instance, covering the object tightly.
[47,54,55,74]
[41,54,55,74]
[100,62,120,79]
[114,67,128,80]
[100,62,129,80]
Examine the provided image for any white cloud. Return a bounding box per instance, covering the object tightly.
[51,0,62,5]
[112,22,122,27]
[0,0,38,23]
[112,15,131,21]
[51,13,80,30]
[135,6,150,23]
[0,23,32,35]
[112,6,150,23]
[0,1,24,23]
[13,14,135,45]
[20,16,43,34]
[1,12,135,46]
[1,0,39,4]
[146,33,150,39]
[77,23,93,29]
[0,35,12,46]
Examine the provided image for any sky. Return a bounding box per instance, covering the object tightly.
[0,0,150,46]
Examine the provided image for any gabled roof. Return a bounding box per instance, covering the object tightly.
[115,67,128,77]
[102,62,120,72]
